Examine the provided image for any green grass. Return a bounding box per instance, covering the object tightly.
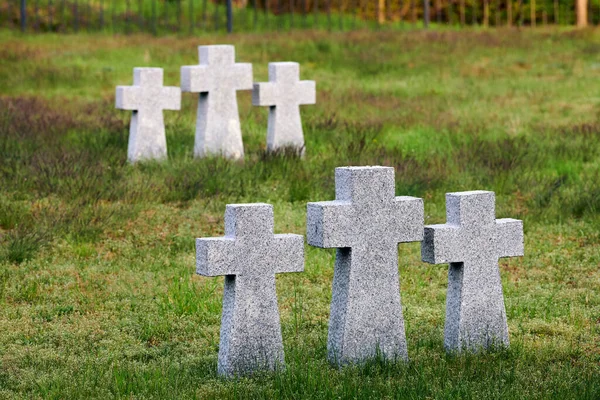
[0,27,599,398]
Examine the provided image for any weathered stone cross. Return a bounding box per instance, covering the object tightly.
[181,45,253,160]
[306,166,424,365]
[196,203,304,377]
[252,62,316,154]
[421,191,524,352]
[115,68,181,163]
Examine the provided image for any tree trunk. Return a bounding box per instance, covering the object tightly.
[483,0,489,26]
[378,0,385,23]
[577,0,587,27]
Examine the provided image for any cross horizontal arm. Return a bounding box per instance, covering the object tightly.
[295,81,316,105]
[272,234,305,273]
[116,85,181,111]
[180,65,210,93]
[196,237,237,276]
[495,218,524,258]
[232,64,253,90]
[158,87,182,110]
[115,86,139,110]
[306,201,353,248]
[252,82,277,106]
[421,224,463,264]
[394,196,424,243]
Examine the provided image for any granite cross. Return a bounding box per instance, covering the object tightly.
[252,62,316,154]
[421,191,524,352]
[306,166,424,366]
[181,45,253,160]
[196,203,304,377]
[115,68,181,163]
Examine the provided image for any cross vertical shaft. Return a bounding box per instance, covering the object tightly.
[219,273,281,376]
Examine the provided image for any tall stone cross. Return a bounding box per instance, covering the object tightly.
[306,166,424,366]
[421,191,524,352]
[115,68,181,163]
[252,62,316,154]
[196,203,304,377]
[181,45,253,160]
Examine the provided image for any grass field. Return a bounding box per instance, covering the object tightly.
[0,27,599,398]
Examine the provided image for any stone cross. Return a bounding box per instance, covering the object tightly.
[115,68,181,163]
[181,45,253,160]
[196,203,304,377]
[421,191,524,352]
[252,62,316,154]
[306,166,424,366]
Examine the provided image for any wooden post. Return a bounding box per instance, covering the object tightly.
[553,0,558,23]
[530,0,535,26]
[99,0,104,30]
[20,0,26,31]
[152,0,157,34]
[483,0,489,26]
[226,0,232,32]
[74,0,79,32]
[507,0,512,25]
[577,0,587,27]
[459,0,465,24]
[423,0,430,27]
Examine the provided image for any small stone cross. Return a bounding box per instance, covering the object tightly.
[421,191,524,352]
[252,62,316,154]
[196,203,304,377]
[181,45,253,160]
[306,166,424,366]
[115,68,181,163]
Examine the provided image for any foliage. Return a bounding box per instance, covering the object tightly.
[0,0,589,34]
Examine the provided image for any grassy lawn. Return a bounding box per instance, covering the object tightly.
[0,27,599,398]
